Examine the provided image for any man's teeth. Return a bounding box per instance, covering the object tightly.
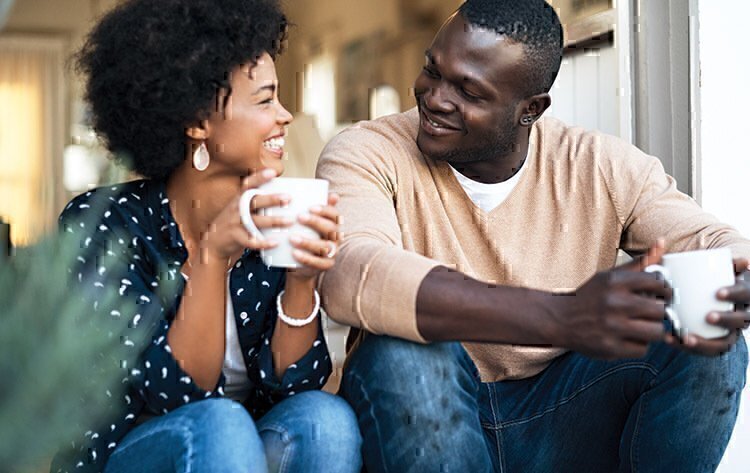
[427,117,444,128]
[263,137,285,150]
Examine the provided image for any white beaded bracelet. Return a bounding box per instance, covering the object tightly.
[276,289,321,327]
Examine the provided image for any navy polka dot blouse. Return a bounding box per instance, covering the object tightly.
[52,179,332,473]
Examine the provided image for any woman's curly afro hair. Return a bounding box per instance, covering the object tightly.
[75,0,288,180]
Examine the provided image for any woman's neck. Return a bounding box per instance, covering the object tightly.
[166,166,241,247]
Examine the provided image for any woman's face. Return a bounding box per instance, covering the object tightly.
[204,52,292,176]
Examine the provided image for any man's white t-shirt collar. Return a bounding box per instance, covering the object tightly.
[449,147,529,213]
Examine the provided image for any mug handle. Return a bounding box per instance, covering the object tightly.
[239,189,267,240]
[643,264,682,335]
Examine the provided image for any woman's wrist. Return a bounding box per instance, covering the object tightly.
[279,277,318,322]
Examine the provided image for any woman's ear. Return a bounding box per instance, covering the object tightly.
[185,119,210,141]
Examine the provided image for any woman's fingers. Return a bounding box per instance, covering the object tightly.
[291,248,336,271]
[242,168,276,190]
[234,228,277,251]
[250,193,290,212]
[299,212,338,241]
[290,236,335,257]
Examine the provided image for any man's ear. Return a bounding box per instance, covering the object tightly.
[518,93,552,127]
[525,93,551,120]
[185,119,210,141]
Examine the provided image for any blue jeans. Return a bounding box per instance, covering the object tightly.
[340,335,748,473]
[104,391,362,473]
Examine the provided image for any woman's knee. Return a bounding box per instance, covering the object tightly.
[259,391,362,472]
[190,398,266,471]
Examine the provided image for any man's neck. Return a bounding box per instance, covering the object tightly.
[451,131,531,184]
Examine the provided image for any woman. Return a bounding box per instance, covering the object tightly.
[53,0,361,472]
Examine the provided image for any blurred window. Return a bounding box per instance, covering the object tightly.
[0,36,64,246]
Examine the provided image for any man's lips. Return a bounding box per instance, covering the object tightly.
[419,105,461,134]
[419,108,461,136]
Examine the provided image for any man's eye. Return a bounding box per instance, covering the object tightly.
[422,66,439,79]
[461,89,481,101]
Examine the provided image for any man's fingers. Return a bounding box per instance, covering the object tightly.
[681,332,739,356]
[716,283,750,305]
[708,311,750,330]
[619,319,666,343]
[733,257,750,276]
[612,271,673,301]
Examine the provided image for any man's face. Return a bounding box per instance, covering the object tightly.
[414,13,529,164]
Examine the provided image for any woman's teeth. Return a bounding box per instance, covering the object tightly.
[263,137,285,152]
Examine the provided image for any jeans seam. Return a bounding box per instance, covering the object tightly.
[496,362,658,429]
[258,423,293,473]
[486,383,504,473]
[349,371,390,473]
[628,390,647,473]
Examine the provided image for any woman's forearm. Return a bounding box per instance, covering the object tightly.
[271,277,320,378]
[167,251,227,391]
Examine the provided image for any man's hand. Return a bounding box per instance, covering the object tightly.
[548,241,672,360]
[665,257,750,355]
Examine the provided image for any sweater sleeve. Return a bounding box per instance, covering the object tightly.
[598,137,750,259]
[316,124,439,343]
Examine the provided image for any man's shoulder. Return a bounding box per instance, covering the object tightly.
[534,116,656,172]
[318,109,423,177]
[323,109,419,157]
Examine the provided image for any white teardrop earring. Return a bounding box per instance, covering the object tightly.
[193,142,210,171]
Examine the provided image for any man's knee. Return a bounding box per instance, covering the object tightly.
[345,335,466,384]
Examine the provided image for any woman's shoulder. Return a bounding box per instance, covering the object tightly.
[59,179,167,232]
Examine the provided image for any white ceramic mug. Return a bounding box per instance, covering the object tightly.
[644,248,735,339]
[239,177,329,268]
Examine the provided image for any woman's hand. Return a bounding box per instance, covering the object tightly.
[286,193,341,282]
[198,169,292,264]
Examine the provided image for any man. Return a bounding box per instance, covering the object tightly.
[316,0,750,471]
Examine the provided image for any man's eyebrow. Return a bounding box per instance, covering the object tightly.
[424,49,487,90]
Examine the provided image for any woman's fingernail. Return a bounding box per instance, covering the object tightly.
[718,289,729,298]
[262,169,276,178]
[708,312,720,323]
[299,214,310,222]
[310,205,322,213]
[293,249,305,258]
[290,236,302,244]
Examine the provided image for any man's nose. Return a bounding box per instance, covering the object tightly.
[423,85,455,114]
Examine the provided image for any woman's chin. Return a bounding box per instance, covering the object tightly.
[259,158,285,176]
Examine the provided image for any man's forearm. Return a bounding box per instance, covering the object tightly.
[416,266,561,345]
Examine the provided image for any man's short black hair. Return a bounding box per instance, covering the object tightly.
[75,0,288,180]
[459,0,563,96]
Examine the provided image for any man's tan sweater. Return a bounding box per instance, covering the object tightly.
[316,108,750,382]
